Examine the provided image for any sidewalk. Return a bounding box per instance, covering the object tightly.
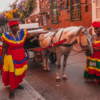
[0,75,45,100]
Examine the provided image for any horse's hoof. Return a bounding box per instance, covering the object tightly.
[43,69,46,72]
[47,69,51,72]
[63,77,68,80]
[56,79,61,82]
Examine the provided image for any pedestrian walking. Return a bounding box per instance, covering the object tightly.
[84,21,100,85]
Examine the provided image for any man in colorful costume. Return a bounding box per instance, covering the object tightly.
[1,9,47,99]
[84,21,100,85]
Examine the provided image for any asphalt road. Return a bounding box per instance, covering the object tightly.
[25,51,100,100]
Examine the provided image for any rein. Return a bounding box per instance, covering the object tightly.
[38,29,60,41]
[38,28,92,56]
[58,29,64,42]
[56,28,92,56]
[79,33,89,37]
[79,32,89,49]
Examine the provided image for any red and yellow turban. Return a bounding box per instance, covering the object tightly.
[8,21,19,28]
[91,21,100,28]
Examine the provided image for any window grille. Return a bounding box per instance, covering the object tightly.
[70,0,81,21]
[50,0,59,23]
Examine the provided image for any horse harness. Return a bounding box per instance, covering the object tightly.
[49,29,74,47]
[79,31,90,50]
[49,28,90,51]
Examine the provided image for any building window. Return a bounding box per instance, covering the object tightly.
[41,0,43,2]
[50,0,58,23]
[65,0,68,7]
[70,0,81,21]
[85,5,88,12]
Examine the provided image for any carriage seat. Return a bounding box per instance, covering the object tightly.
[19,23,43,50]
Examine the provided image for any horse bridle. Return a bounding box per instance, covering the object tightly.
[79,29,90,51]
[59,28,91,52]
[58,28,90,50]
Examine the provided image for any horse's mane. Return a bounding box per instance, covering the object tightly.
[64,26,83,37]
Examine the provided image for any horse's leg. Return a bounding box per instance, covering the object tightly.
[56,52,62,82]
[62,54,68,80]
[42,50,47,72]
[46,50,51,72]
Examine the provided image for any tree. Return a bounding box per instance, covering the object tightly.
[17,0,35,21]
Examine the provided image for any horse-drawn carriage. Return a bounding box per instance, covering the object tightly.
[19,23,57,63]
[5,23,93,81]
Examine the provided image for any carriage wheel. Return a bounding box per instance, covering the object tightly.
[25,50,29,60]
[49,52,57,63]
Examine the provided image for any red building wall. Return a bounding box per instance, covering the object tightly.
[40,0,92,30]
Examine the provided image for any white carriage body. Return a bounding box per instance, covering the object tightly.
[20,23,44,60]
[19,23,44,33]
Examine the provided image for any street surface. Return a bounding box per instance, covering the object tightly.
[0,76,45,100]
[25,51,100,100]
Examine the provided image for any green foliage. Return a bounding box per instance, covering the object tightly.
[18,0,35,21]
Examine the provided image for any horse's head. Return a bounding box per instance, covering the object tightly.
[78,27,93,56]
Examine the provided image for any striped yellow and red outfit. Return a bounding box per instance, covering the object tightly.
[84,40,100,80]
[2,29,28,90]
[0,44,2,70]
